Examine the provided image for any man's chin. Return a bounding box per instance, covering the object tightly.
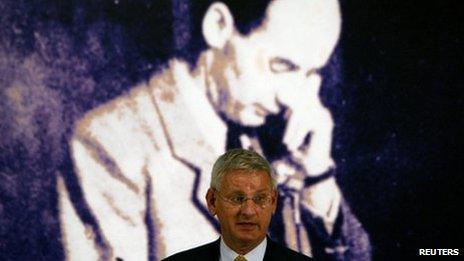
[234,233,263,245]
[233,229,264,243]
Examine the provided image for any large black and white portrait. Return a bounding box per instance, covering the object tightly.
[0,0,461,260]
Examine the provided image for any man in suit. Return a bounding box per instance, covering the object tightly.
[164,148,311,260]
[58,0,371,260]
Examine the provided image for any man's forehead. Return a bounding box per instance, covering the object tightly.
[224,169,268,178]
[254,0,341,69]
[221,169,271,187]
[265,0,340,28]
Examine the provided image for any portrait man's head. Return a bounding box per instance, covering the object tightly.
[174,0,341,128]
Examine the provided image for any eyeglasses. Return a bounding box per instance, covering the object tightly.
[215,190,273,208]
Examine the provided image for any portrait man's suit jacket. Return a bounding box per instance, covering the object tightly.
[58,61,371,260]
[163,237,312,261]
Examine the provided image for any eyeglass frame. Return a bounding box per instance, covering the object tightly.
[213,188,275,209]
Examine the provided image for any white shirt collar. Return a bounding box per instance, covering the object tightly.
[219,237,267,261]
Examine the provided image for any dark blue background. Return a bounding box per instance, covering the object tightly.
[337,0,462,259]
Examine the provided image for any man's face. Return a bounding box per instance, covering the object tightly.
[206,170,277,250]
[209,0,341,126]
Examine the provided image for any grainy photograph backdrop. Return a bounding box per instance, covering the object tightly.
[0,0,461,260]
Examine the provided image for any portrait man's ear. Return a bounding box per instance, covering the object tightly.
[202,2,234,49]
[206,188,217,215]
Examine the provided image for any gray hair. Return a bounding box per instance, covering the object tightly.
[210,148,277,189]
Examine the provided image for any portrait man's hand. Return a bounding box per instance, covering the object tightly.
[278,74,335,177]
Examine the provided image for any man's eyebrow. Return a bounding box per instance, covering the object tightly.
[226,188,270,195]
[255,188,271,193]
[305,67,322,77]
[271,57,299,70]
[226,190,245,195]
[271,57,323,76]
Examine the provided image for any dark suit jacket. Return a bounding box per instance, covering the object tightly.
[163,237,312,261]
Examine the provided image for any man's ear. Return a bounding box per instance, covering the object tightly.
[202,2,234,49]
[206,188,217,215]
[271,189,278,215]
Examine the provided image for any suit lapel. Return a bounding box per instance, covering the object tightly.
[148,59,226,170]
[263,237,275,261]
[209,238,221,261]
[264,237,288,261]
[148,60,225,234]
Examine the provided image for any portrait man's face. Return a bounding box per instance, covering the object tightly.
[208,0,341,126]
[206,170,277,250]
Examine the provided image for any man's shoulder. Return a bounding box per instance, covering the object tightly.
[75,83,151,133]
[71,83,169,165]
[163,240,220,261]
[265,238,312,260]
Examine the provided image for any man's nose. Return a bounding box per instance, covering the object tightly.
[276,73,322,109]
[239,199,258,217]
[259,96,280,114]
